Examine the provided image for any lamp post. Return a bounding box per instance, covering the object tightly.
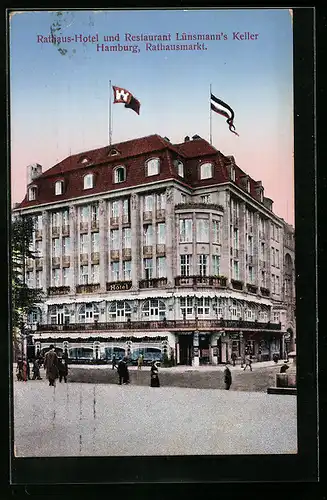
[239,331,244,368]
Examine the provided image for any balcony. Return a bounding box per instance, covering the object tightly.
[35,258,43,270]
[156,244,166,256]
[247,283,258,294]
[175,203,224,212]
[231,279,244,291]
[156,209,166,220]
[91,220,99,231]
[139,277,168,289]
[76,283,101,294]
[106,280,132,291]
[175,275,227,288]
[48,286,71,296]
[110,249,119,260]
[37,318,282,333]
[110,217,119,226]
[143,245,153,256]
[52,226,60,237]
[260,287,270,297]
[91,252,100,264]
[35,230,42,240]
[62,255,70,267]
[79,222,88,233]
[122,248,131,259]
[80,253,88,265]
[51,257,60,268]
[62,225,70,236]
[143,211,152,221]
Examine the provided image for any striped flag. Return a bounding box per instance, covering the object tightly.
[112,85,140,115]
[210,93,239,136]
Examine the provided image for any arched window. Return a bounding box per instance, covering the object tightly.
[200,162,213,180]
[174,160,184,177]
[49,305,70,325]
[142,299,166,320]
[285,253,293,274]
[55,180,64,195]
[79,156,91,164]
[27,307,41,324]
[108,301,131,321]
[28,186,37,201]
[83,173,94,190]
[78,303,99,323]
[113,166,126,183]
[146,158,160,177]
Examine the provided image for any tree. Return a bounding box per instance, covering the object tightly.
[12,214,44,353]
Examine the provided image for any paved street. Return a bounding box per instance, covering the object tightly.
[13,375,297,457]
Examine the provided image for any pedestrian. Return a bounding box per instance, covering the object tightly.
[243,355,252,371]
[273,353,279,364]
[112,354,117,370]
[58,357,68,383]
[22,358,28,382]
[32,358,42,380]
[150,360,160,387]
[231,352,237,367]
[117,357,130,385]
[26,359,31,380]
[137,354,144,370]
[16,358,23,381]
[280,363,289,374]
[224,365,232,390]
[43,345,59,387]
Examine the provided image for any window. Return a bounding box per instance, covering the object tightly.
[28,186,37,201]
[50,305,70,325]
[212,255,220,276]
[230,167,236,182]
[83,173,94,190]
[156,193,166,211]
[111,200,120,218]
[123,199,129,219]
[52,238,60,257]
[157,257,166,278]
[144,195,154,212]
[248,266,254,283]
[259,190,264,202]
[276,227,280,242]
[261,271,266,287]
[180,254,191,276]
[36,270,42,288]
[180,219,193,242]
[201,194,211,204]
[197,297,210,316]
[52,268,60,287]
[55,181,64,195]
[246,179,251,193]
[91,264,99,283]
[34,214,42,231]
[196,218,209,242]
[272,312,280,323]
[62,237,70,255]
[142,299,166,320]
[91,232,99,253]
[260,242,265,260]
[111,262,119,281]
[26,271,33,287]
[176,160,184,177]
[144,258,153,279]
[272,274,276,293]
[62,209,69,226]
[233,260,239,280]
[123,228,131,248]
[80,205,90,222]
[271,248,275,266]
[157,223,166,244]
[28,308,41,324]
[79,304,99,323]
[200,162,213,179]
[233,228,239,249]
[213,219,221,244]
[123,261,132,280]
[180,194,186,204]
[52,211,60,227]
[91,204,99,223]
[230,198,239,223]
[109,301,131,321]
[113,166,126,183]
[198,254,208,276]
[35,240,42,255]
[213,298,223,318]
[248,235,253,255]
[146,158,160,176]
[276,249,279,268]
[180,297,194,317]
[80,234,89,253]
[276,275,280,294]
[246,210,254,232]
[144,225,153,246]
[80,265,89,284]
[62,267,70,286]
[110,229,120,250]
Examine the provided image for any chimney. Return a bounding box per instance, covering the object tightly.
[27,163,42,185]
[184,136,190,142]
[192,134,201,140]
[226,155,235,164]
[163,137,171,142]
[254,181,264,202]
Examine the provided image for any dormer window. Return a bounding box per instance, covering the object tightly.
[247,179,251,193]
[146,158,160,176]
[79,156,91,164]
[83,173,94,190]
[231,167,236,182]
[175,160,184,177]
[109,148,120,156]
[200,162,213,180]
[259,190,264,202]
[28,186,37,201]
[55,180,64,196]
[113,166,126,183]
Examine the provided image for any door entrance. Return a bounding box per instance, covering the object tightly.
[179,335,193,365]
[199,334,210,365]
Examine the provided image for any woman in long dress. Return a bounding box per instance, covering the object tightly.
[150,360,160,387]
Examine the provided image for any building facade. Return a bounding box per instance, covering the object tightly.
[14,134,296,365]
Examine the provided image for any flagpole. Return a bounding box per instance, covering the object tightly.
[209,83,212,145]
[109,80,112,146]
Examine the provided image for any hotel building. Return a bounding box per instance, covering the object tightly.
[13,134,296,365]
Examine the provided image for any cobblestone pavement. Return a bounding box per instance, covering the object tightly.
[13,376,297,457]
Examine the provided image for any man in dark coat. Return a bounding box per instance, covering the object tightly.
[44,345,59,386]
[224,366,232,390]
[150,360,160,387]
[117,357,129,385]
[231,352,237,367]
[32,358,42,380]
[112,354,117,370]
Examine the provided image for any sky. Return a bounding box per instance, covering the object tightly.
[9,9,294,224]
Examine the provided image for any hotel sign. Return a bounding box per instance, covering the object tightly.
[107,281,132,291]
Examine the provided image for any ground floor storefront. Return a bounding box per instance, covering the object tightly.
[32,328,285,366]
